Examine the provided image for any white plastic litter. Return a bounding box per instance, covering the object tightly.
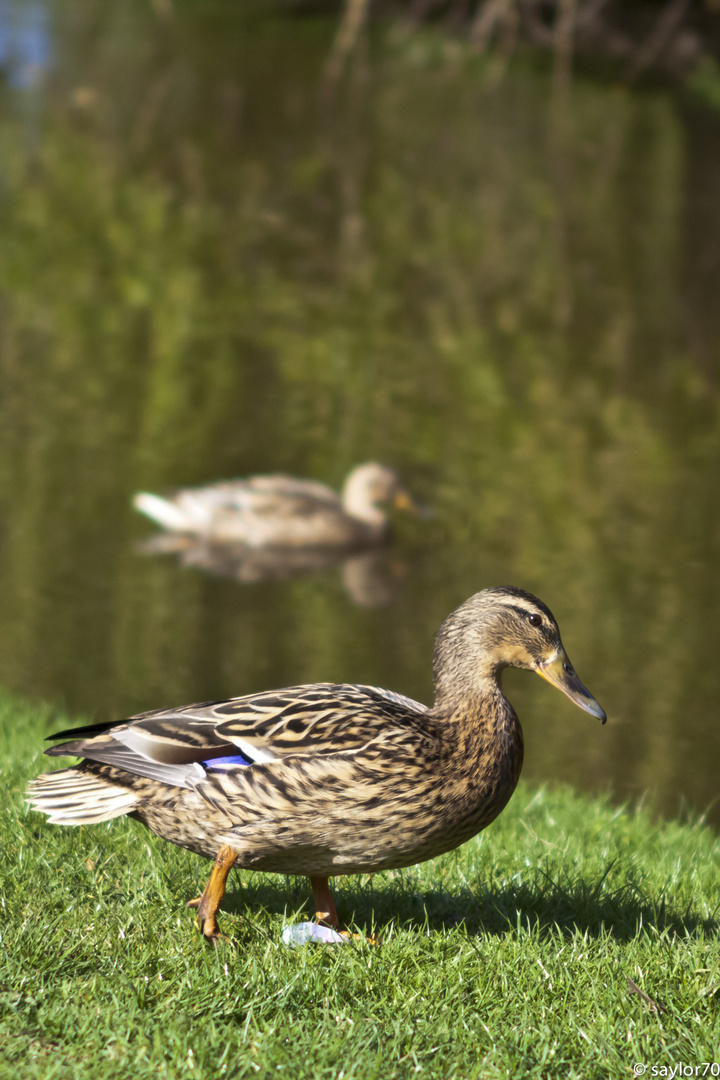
[281,922,347,947]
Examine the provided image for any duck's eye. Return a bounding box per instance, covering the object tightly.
[527,613,542,627]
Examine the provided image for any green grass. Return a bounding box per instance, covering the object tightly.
[2,693,719,1079]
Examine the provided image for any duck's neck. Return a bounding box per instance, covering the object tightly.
[433,648,506,712]
[433,679,513,734]
[431,683,524,829]
[341,474,385,529]
[432,658,522,752]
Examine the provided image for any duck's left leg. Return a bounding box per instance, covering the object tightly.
[187,844,239,943]
[310,876,339,927]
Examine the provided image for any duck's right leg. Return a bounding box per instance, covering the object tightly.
[187,844,240,943]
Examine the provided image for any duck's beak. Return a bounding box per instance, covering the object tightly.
[536,649,607,723]
[393,489,421,515]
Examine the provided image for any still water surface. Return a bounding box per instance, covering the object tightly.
[1,0,719,822]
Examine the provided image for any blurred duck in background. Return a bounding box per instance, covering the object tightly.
[133,463,416,549]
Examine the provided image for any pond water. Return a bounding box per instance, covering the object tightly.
[1,0,719,823]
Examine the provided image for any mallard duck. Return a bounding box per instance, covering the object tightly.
[26,587,606,942]
[133,463,415,548]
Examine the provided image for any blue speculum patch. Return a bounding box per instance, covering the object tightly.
[202,753,253,769]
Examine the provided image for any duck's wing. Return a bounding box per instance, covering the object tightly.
[134,477,342,533]
[245,475,340,506]
[133,483,252,532]
[182,479,343,531]
[185,476,340,513]
[41,684,429,790]
[221,480,343,523]
[210,683,427,757]
[42,700,241,789]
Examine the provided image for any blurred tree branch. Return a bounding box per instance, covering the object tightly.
[323,0,372,91]
[313,0,719,85]
[624,0,692,81]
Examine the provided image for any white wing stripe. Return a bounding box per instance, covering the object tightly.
[227,737,278,764]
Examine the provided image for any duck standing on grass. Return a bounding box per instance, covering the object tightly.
[26,587,606,943]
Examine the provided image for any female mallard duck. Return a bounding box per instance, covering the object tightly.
[133,463,415,548]
[26,587,605,942]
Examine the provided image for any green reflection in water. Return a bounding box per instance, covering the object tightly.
[0,1,719,823]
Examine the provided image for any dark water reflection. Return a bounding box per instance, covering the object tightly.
[0,0,719,823]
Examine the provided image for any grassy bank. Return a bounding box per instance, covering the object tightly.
[2,693,719,1079]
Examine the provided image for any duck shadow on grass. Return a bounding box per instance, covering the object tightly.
[220,871,718,944]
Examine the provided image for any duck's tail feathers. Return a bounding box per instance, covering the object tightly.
[133,493,191,532]
[26,768,139,825]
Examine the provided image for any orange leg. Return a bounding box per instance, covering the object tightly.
[187,844,239,943]
[310,876,339,928]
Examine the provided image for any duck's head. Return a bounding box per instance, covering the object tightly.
[433,586,606,722]
[343,464,417,520]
